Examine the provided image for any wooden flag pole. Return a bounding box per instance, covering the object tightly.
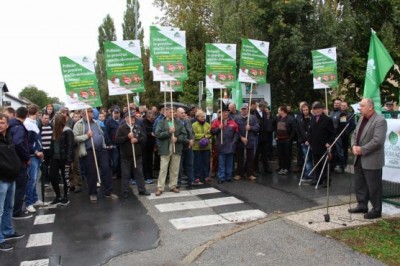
[170,91,175,153]
[85,108,101,184]
[126,94,137,168]
[220,88,223,144]
[325,88,328,114]
[245,83,254,140]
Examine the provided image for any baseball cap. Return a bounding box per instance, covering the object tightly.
[312,102,324,109]
[124,111,136,118]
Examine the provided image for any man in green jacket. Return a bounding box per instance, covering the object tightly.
[155,107,188,196]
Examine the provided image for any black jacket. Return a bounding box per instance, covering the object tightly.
[0,133,22,182]
[297,114,312,143]
[50,128,74,164]
[8,118,30,164]
[254,110,274,142]
[308,114,335,155]
[114,123,146,159]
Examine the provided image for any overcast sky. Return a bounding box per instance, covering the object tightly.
[0,0,162,101]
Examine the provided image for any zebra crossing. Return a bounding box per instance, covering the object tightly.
[17,210,56,266]
[147,187,268,230]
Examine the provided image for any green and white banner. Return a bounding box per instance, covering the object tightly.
[312,47,338,89]
[59,56,102,109]
[150,28,188,81]
[239,39,269,84]
[160,81,183,92]
[104,40,144,95]
[206,87,214,115]
[206,43,237,89]
[149,26,180,72]
[383,119,400,183]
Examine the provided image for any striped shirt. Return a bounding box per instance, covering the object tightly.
[41,124,53,150]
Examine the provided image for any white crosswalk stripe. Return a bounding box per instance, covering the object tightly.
[26,232,53,248]
[170,210,267,230]
[155,196,243,212]
[34,214,55,225]
[20,259,50,266]
[147,187,221,199]
[149,187,267,230]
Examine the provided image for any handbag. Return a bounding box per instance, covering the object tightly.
[198,123,210,148]
[199,137,210,148]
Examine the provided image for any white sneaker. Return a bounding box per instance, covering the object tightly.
[26,205,36,213]
[33,200,44,207]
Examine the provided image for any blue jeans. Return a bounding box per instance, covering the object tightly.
[0,181,16,243]
[217,153,234,181]
[301,144,314,177]
[26,156,41,206]
[194,150,211,182]
[179,148,194,185]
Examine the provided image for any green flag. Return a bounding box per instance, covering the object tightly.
[363,31,394,113]
[231,81,243,109]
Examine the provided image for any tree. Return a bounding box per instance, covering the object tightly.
[121,0,153,108]
[95,15,117,109]
[122,0,144,41]
[19,86,50,108]
[154,0,215,106]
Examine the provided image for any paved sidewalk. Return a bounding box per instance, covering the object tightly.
[187,216,385,266]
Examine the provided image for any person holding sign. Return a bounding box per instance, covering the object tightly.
[73,108,118,202]
[211,108,239,184]
[115,112,150,199]
[154,107,188,196]
[234,104,260,181]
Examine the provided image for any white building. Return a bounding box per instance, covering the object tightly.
[1,82,31,109]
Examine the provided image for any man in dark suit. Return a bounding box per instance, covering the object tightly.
[349,98,387,219]
[254,101,274,174]
[307,102,335,187]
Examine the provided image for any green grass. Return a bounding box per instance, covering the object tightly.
[325,218,400,266]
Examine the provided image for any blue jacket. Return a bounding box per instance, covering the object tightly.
[8,118,30,164]
[105,118,120,145]
[234,114,260,148]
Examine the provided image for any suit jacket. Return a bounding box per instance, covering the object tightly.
[254,110,274,142]
[351,112,387,170]
[308,114,335,155]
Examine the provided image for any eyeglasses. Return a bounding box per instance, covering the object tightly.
[87,110,94,113]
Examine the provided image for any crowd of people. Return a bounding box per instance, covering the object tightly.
[0,96,390,251]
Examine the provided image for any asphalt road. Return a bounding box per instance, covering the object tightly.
[1,164,374,266]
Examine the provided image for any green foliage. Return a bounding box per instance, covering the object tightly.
[91,0,400,111]
[96,15,117,109]
[122,0,144,41]
[18,86,58,108]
